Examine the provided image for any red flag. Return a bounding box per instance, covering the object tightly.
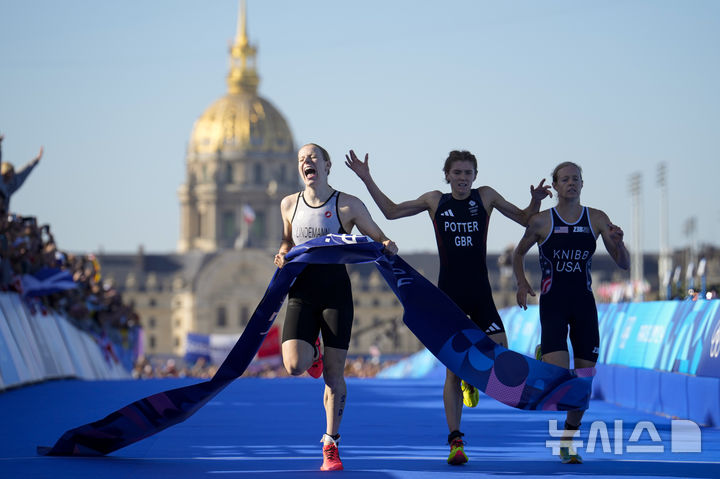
[257,326,280,358]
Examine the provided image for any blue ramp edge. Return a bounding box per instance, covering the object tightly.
[381,355,720,427]
[593,364,720,427]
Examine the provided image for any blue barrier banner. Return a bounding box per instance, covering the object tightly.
[694,301,720,377]
[184,333,211,365]
[185,332,247,366]
[503,307,541,357]
[37,235,593,457]
[503,299,720,378]
[656,301,700,373]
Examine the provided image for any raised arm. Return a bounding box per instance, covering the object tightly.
[512,212,547,309]
[590,208,630,270]
[17,146,43,173]
[274,194,297,268]
[481,180,551,227]
[339,194,397,255]
[8,146,43,195]
[345,150,439,219]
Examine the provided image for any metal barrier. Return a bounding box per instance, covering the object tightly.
[0,292,130,391]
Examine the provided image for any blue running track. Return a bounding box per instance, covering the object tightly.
[1,377,719,478]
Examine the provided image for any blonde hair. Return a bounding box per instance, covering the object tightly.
[304,143,330,163]
[1,162,14,176]
[551,162,582,183]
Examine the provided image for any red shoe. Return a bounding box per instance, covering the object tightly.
[447,437,468,465]
[308,337,323,378]
[321,437,343,471]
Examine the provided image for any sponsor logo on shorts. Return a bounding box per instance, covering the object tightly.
[485,322,502,333]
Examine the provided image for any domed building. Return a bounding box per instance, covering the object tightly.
[99,4,300,358]
[98,3,423,362]
[178,5,299,252]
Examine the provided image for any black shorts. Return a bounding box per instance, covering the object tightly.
[442,285,505,336]
[281,264,354,350]
[539,290,599,362]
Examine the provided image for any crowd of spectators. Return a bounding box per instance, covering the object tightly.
[0,133,140,364]
[132,355,399,380]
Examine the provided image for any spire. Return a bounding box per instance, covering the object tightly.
[227,0,259,95]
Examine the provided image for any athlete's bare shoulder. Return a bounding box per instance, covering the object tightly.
[529,209,551,227]
[336,192,373,224]
[279,192,300,216]
[586,206,608,220]
[475,185,500,203]
[422,189,443,204]
[587,206,611,233]
[336,190,363,208]
[419,190,443,217]
[525,209,552,241]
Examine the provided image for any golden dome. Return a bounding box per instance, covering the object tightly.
[189,93,294,155]
[188,1,294,156]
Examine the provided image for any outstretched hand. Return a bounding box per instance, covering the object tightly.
[530,179,552,201]
[32,146,44,165]
[344,150,371,181]
[516,282,536,310]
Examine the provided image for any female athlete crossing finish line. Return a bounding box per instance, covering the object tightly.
[38,234,594,467]
[513,161,629,464]
[273,143,397,471]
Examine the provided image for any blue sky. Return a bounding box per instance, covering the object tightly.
[1,0,718,255]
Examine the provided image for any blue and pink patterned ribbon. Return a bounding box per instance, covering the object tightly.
[38,234,593,456]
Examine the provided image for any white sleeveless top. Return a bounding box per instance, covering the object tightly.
[291,190,346,246]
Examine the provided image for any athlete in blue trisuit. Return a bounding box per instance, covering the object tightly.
[274,143,397,472]
[512,161,630,464]
[346,149,551,465]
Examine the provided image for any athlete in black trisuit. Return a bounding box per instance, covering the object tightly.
[346,149,551,465]
[434,188,504,337]
[275,143,397,471]
[512,161,629,464]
